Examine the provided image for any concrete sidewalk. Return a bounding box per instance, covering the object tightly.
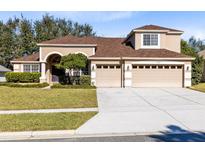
[0,108,98,114]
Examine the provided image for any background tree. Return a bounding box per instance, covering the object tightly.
[188,36,205,52]
[0,13,96,68]
[19,16,37,55]
[181,40,204,85]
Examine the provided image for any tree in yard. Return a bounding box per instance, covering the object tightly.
[56,53,88,84]
[181,40,204,85]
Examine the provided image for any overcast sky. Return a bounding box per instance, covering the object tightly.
[0,11,204,40]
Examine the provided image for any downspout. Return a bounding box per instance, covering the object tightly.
[120,57,125,88]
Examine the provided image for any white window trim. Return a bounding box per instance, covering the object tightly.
[23,64,40,73]
[141,33,160,49]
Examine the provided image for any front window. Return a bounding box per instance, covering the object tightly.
[142,34,159,47]
[23,64,39,72]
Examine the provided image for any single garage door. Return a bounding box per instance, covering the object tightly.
[96,65,121,87]
[132,65,183,87]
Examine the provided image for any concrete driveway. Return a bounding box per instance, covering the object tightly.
[77,88,205,135]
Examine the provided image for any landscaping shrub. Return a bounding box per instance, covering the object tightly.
[181,40,204,85]
[80,75,91,85]
[5,72,41,83]
[51,83,95,89]
[0,82,49,88]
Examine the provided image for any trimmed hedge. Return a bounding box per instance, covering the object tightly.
[0,82,49,88]
[51,83,96,89]
[80,75,91,85]
[5,72,41,83]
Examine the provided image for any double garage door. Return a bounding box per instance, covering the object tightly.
[96,65,121,87]
[132,65,183,87]
[95,64,183,87]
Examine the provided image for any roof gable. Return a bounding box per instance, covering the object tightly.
[134,24,183,32]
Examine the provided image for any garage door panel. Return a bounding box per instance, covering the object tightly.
[96,65,121,87]
[132,65,183,87]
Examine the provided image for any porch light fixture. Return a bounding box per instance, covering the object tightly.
[186,66,190,71]
[92,65,95,71]
[127,66,130,71]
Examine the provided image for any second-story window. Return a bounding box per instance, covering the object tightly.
[142,34,159,48]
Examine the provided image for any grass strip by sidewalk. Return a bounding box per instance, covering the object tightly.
[0,87,97,110]
[0,112,97,132]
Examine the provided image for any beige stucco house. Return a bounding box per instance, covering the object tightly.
[11,25,194,87]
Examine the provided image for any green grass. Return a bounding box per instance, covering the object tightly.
[0,87,97,110]
[0,112,97,132]
[190,83,205,93]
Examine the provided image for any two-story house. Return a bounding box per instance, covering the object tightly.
[11,25,194,87]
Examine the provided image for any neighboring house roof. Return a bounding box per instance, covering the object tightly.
[0,65,11,72]
[133,25,183,32]
[12,52,39,62]
[198,50,205,58]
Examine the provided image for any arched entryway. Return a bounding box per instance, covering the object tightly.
[46,53,64,83]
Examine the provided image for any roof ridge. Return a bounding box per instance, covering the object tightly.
[134,24,183,32]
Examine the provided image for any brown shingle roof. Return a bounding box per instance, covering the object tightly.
[12,52,39,61]
[38,35,191,59]
[91,48,191,59]
[134,25,183,32]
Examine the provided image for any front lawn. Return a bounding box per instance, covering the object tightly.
[190,83,205,93]
[0,87,97,110]
[0,112,97,132]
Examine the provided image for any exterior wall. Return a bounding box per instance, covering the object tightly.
[13,64,23,72]
[135,33,141,50]
[134,32,181,52]
[165,34,181,53]
[124,61,132,87]
[40,46,95,62]
[184,61,192,87]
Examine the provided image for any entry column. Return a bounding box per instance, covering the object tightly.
[40,62,47,83]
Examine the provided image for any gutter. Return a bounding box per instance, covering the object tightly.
[37,43,97,47]
[10,61,40,64]
[89,57,195,61]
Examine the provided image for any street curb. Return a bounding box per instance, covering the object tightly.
[0,129,203,141]
[0,130,75,141]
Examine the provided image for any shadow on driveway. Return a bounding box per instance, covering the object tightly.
[149,125,205,142]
